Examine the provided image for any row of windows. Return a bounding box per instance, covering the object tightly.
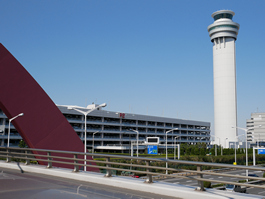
[70,124,210,134]
[214,13,233,21]
[63,114,209,130]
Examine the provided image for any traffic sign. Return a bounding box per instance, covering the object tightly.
[258,149,265,154]
[148,145,158,154]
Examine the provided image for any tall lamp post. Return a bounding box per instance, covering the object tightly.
[211,135,220,156]
[68,103,107,171]
[254,125,262,146]
[211,135,218,156]
[121,132,129,154]
[225,137,228,149]
[92,131,100,158]
[234,134,244,165]
[174,136,180,160]
[130,129,139,157]
[8,113,24,147]
[232,126,250,181]
[166,128,178,174]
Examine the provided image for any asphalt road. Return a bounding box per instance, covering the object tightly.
[158,169,265,196]
[0,167,181,199]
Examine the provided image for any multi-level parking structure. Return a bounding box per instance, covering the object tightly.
[0,105,211,153]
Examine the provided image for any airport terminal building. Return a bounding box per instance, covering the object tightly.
[0,104,211,153]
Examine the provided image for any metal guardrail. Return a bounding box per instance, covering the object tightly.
[1,146,265,191]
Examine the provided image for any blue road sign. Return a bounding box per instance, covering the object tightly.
[148,145,158,154]
[258,149,265,154]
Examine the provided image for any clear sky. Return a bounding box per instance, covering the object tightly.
[1,0,264,136]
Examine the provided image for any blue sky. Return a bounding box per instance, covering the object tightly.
[1,0,264,135]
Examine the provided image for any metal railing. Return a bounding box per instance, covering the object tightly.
[1,146,265,191]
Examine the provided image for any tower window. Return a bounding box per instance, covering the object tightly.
[214,13,233,21]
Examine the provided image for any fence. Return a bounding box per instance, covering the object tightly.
[1,146,265,191]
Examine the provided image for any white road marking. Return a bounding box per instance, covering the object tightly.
[258,190,265,194]
[189,183,198,186]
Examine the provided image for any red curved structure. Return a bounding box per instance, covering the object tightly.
[0,43,98,171]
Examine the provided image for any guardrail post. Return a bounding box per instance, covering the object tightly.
[104,157,112,177]
[145,160,153,183]
[73,154,79,172]
[25,150,30,165]
[196,165,205,191]
[47,152,52,168]
[6,148,11,163]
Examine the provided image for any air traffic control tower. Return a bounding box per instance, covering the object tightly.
[208,10,240,148]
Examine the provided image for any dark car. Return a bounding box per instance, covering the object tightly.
[248,174,259,177]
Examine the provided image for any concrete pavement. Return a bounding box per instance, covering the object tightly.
[0,160,263,199]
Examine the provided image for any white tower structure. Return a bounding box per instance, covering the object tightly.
[207,10,240,148]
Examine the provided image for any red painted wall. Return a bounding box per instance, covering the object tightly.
[0,43,98,172]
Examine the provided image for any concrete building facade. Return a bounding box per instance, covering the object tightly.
[0,105,211,153]
[247,113,265,146]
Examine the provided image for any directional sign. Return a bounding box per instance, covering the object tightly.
[258,149,265,154]
[148,145,158,154]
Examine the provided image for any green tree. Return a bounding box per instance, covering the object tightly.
[210,147,215,155]
[18,140,27,148]
[200,148,206,156]
[194,145,200,155]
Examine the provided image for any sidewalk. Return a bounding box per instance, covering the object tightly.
[0,161,263,199]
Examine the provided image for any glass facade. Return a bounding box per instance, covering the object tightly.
[214,13,233,21]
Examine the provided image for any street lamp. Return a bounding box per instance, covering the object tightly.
[92,131,100,158]
[121,132,129,154]
[211,135,218,156]
[166,128,178,174]
[232,126,251,181]
[68,103,107,171]
[254,125,262,147]
[8,113,24,147]
[174,136,180,160]
[211,135,221,156]
[234,134,244,165]
[130,129,139,157]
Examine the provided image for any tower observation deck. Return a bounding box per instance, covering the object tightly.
[208,10,240,42]
[207,10,240,148]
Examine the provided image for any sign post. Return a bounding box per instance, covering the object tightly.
[253,147,265,166]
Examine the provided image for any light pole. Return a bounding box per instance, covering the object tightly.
[211,135,218,156]
[68,103,107,171]
[121,132,129,154]
[130,129,139,157]
[234,134,244,165]
[225,137,228,149]
[254,125,262,147]
[92,131,100,158]
[8,113,24,147]
[211,135,221,156]
[166,128,178,174]
[174,136,180,160]
[232,126,251,181]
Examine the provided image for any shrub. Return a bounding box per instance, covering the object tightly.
[203,181,211,188]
